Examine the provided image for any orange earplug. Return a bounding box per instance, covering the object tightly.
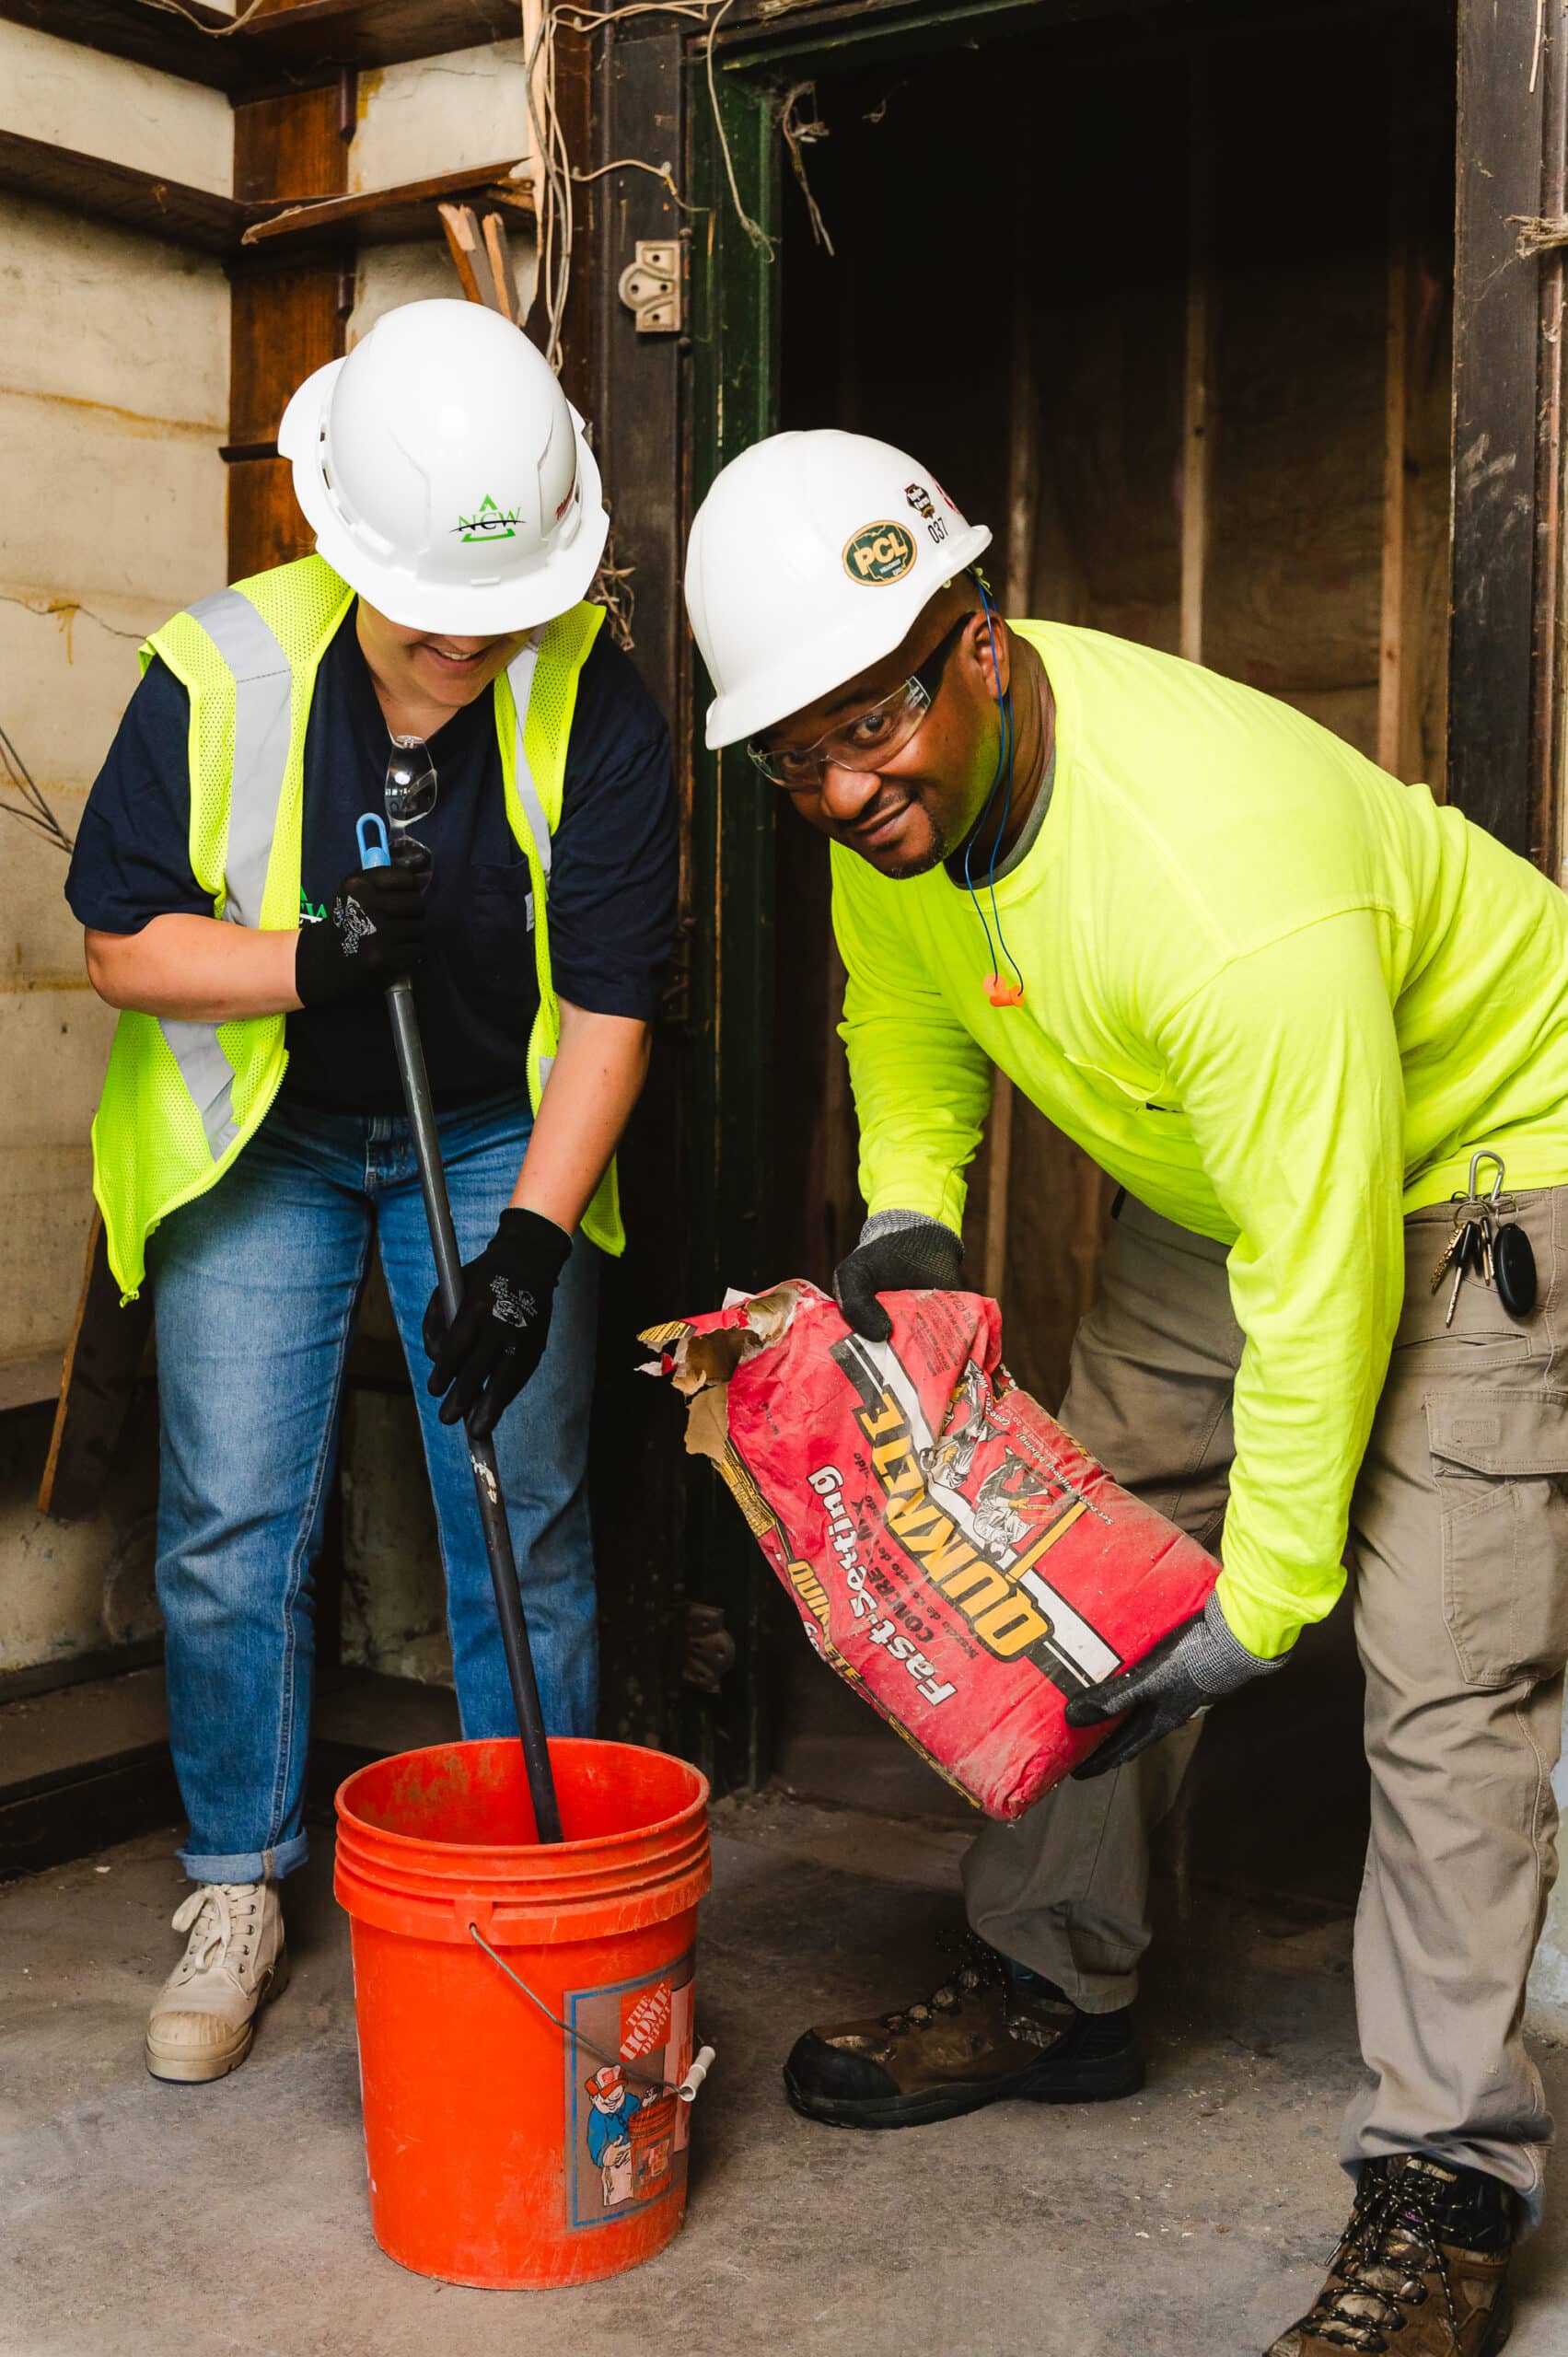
[984,975,1025,1008]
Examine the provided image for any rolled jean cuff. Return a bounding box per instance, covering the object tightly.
[177,1830,308,1885]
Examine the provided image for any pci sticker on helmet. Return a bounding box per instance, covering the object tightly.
[842,521,917,586]
[456,493,520,544]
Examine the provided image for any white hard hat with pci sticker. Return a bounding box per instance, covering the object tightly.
[685,428,993,749]
[279,297,609,634]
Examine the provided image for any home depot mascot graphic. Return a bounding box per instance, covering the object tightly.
[585,2064,641,2208]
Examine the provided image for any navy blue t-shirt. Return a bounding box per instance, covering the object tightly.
[66,607,678,1113]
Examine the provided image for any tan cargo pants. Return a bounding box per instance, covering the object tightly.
[963,1191,1568,2208]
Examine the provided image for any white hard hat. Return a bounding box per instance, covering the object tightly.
[278,298,609,634]
[685,429,993,749]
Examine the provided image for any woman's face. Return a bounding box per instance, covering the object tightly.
[356,600,529,719]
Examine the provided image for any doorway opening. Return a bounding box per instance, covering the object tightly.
[763,0,1456,1918]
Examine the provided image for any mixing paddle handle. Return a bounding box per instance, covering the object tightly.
[385,976,564,1845]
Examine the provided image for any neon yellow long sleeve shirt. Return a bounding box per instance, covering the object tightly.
[831,621,1568,1661]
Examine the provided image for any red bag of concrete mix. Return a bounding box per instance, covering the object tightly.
[641,1281,1220,1819]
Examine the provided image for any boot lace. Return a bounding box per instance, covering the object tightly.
[168,1882,263,1987]
[1304,2165,1463,2352]
[877,1933,1008,2034]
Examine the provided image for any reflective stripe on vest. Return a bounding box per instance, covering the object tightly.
[186,587,293,926]
[160,605,557,1165]
[506,638,552,883]
[158,588,294,1160]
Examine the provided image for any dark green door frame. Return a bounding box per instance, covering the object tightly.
[679,64,781,1791]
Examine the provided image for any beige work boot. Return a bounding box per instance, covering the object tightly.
[145,1879,289,2084]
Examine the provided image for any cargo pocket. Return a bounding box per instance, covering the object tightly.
[1426,1388,1568,1688]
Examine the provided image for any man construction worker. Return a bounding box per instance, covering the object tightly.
[64,299,676,2084]
[684,427,1568,2356]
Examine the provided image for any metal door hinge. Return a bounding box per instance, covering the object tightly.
[619,239,682,334]
[683,1601,736,1692]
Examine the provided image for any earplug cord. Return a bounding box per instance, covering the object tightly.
[961,575,1025,1000]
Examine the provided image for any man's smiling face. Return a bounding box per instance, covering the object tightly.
[752,583,1008,879]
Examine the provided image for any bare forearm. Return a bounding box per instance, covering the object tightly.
[511,999,651,1233]
[85,915,302,1022]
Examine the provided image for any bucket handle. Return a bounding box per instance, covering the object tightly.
[468,1923,716,2105]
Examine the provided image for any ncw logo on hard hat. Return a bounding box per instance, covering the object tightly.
[457,495,522,544]
[842,521,917,586]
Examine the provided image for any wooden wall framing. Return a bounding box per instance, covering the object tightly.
[228,81,351,580]
[1449,0,1568,865]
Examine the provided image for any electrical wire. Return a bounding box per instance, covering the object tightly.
[134,0,273,31]
[961,579,1024,998]
[703,0,774,254]
[0,722,75,855]
[516,0,780,370]
[571,156,693,210]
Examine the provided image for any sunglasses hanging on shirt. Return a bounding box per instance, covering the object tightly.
[385,735,437,880]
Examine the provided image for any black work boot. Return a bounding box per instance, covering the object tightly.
[783,1940,1144,2130]
[1266,2154,1516,2356]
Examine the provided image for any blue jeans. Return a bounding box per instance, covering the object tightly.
[148,1088,600,1883]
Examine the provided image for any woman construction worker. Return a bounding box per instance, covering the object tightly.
[684,428,1568,2357]
[65,300,676,2084]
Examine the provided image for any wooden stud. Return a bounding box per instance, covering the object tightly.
[1378,82,1409,779]
[1179,59,1211,668]
[1449,0,1548,857]
[1532,0,1568,883]
[227,84,349,579]
[0,126,250,254]
[0,0,522,86]
[438,200,490,307]
[244,164,533,252]
[37,1214,152,1522]
[550,5,596,421]
[482,210,521,325]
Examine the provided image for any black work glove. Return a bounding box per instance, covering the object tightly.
[1064,1592,1285,1778]
[833,1211,965,1342]
[295,864,427,1006]
[423,1208,572,1439]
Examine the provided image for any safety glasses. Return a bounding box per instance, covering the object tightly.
[386,735,437,855]
[747,614,970,792]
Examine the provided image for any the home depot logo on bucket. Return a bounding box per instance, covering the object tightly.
[567,1952,695,2229]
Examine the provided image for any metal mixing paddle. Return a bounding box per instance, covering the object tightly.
[354,743,563,1844]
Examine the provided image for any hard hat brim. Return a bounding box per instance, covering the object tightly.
[701,522,993,749]
[280,356,610,634]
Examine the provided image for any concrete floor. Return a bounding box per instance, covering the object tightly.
[2,1792,1565,2357]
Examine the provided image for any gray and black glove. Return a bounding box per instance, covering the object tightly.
[1064,1590,1285,1778]
[423,1207,571,1439]
[295,864,427,1005]
[833,1210,965,1342]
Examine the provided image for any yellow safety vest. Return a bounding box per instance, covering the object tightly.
[90,553,621,1298]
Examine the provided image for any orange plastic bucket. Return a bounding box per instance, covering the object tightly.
[334,1736,711,2289]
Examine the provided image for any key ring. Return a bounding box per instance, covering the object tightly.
[1463,1150,1516,1219]
[1467,1149,1506,1206]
